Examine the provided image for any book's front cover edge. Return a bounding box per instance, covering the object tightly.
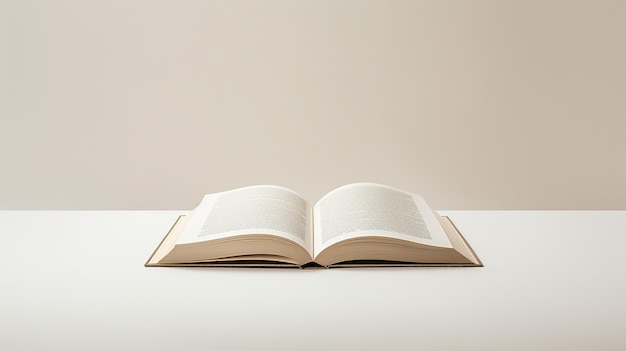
[145,215,186,267]
[442,215,483,267]
[146,262,301,268]
[329,262,479,268]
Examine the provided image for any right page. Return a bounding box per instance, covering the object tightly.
[313,183,452,259]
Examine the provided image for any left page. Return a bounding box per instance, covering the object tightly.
[177,185,313,257]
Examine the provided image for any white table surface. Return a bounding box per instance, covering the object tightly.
[1,210,624,350]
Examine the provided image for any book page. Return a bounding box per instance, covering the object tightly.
[313,183,451,257]
[178,185,312,255]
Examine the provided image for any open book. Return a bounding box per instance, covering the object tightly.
[146,183,481,268]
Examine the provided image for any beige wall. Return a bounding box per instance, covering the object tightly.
[1,0,625,210]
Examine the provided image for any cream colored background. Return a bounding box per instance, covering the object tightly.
[1,0,625,210]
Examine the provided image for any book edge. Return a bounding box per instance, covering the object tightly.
[441,215,483,267]
[145,215,482,268]
[144,215,185,267]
